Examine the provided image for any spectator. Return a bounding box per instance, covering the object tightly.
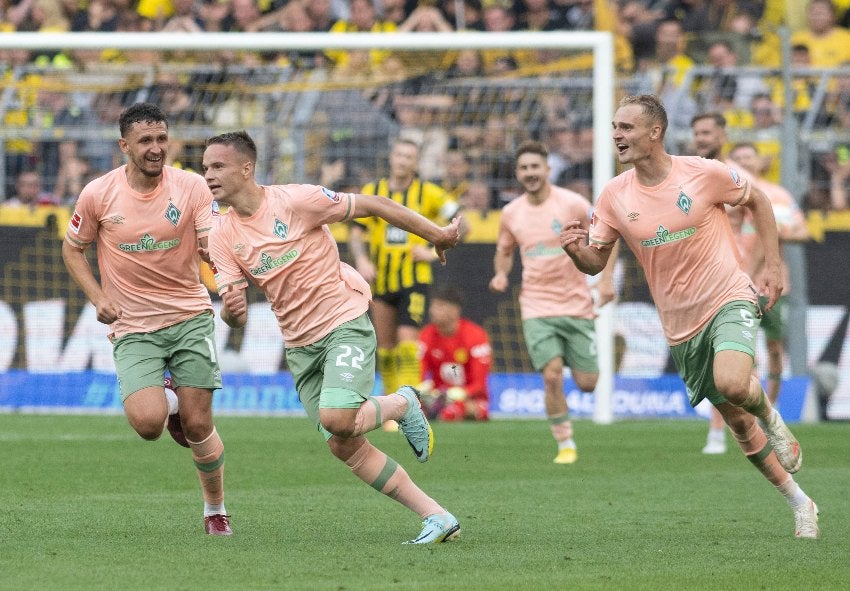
[517,0,566,31]
[790,0,850,68]
[439,0,483,31]
[5,170,57,207]
[618,0,664,66]
[480,1,534,74]
[702,39,769,113]
[395,4,456,74]
[552,0,593,30]
[460,179,495,214]
[325,0,397,74]
[418,285,492,422]
[306,0,335,31]
[53,142,92,206]
[555,118,593,199]
[636,17,698,127]
[747,93,782,183]
[440,149,472,201]
[160,0,204,32]
[823,146,850,210]
[70,0,128,32]
[1,47,39,198]
[382,0,411,25]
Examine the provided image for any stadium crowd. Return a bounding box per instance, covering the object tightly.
[2,0,850,213]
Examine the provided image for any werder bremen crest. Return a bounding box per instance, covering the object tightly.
[165,202,182,226]
[676,190,692,214]
[274,218,288,240]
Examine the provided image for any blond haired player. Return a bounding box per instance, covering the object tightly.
[490,140,616,464]
[63,103,231,536]
[560,95,819,539]
[204,131,461,545]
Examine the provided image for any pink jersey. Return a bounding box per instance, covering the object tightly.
[590,156,757,345]
[210,185,371,348]
[65,165,214,339]
[496,185,596,320]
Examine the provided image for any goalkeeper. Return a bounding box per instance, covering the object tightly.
[418,285,492,421]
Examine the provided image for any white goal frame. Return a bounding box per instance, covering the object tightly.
[0,30,616,423]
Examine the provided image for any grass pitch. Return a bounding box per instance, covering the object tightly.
[0,414,847,591]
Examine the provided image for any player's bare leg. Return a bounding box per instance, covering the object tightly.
[718,403,818,538]
[542,357,576,464]
[713,350,801,473]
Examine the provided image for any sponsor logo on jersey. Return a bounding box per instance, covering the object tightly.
[69,211,83,233]
[321,186,341,203]
[640,225,696,248]
[118,233,181,252]
[165,202,182,226]
[676,190,692,214]
[250,250,298,276]
[274,218,288,240]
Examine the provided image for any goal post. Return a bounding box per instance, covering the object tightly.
[0,30,616,423]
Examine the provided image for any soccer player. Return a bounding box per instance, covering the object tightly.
[348,138,459,430]
[691,114,811,455]
[204,131,462,545]
[418,285,492,422]
[690,110,742,455]
[727,141,811,399]
[560,94,819,539]
[62,103,231,536]
[489,140,616,464]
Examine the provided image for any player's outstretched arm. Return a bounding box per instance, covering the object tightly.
[353,193,462,263]
[559,220,612,276]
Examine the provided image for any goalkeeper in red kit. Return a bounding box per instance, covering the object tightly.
[418,285,492,421]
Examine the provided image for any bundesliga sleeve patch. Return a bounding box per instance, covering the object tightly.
[728,167,743,187]
[321,186,341,203]
[69,210,83,233]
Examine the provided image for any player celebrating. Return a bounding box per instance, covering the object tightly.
[204,130,461,545]
[63,103,231,536]
[490,140,616,464]
[418,285,492,421]
[560,94,819,539]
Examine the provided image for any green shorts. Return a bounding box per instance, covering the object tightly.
[759,295,787,342]
[522,316,599,373]
[112,311,222,401]
[285,313,377,440]
[669,300,760,407]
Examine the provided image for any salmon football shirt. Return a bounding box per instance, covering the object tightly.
[496,185,596,320]
[65,165,214,339]
[210,185,371,348]
[589,156,758,345]
[739,179,805,293]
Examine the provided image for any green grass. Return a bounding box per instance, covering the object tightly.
[0,415,847,591]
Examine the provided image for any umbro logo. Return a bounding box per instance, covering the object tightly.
[627,212,639,221]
